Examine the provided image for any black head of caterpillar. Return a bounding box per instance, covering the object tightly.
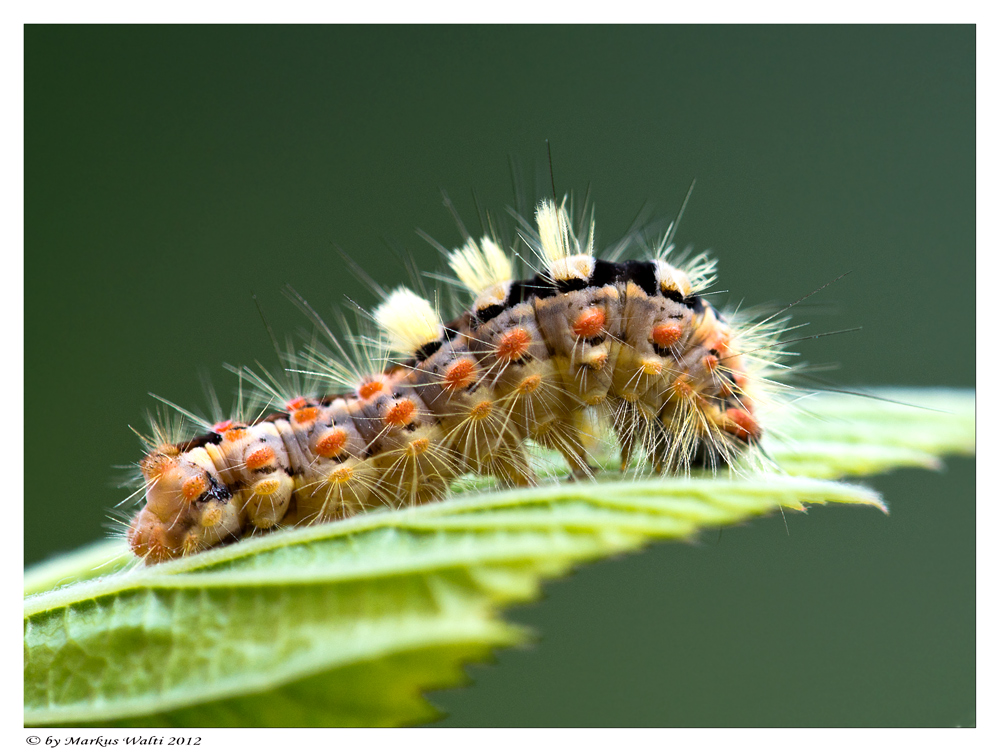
[126,195,785,563]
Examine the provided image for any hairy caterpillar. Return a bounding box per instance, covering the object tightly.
[126,194,783,563]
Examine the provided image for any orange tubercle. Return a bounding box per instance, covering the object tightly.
[497,327,531,361]
[285,396,308,411]
[652,323,683,348]
[573,307,605,339]
[246,446,276,471]
[223,426,248,443]
[181,475,208,502]
[443,358,476,391]
[292,406,319,425]
[385,398,415,426]
[212,420,234,434]
[316,428,348,458]
[358,379,384,400]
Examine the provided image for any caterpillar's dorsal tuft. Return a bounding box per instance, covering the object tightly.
[535,198,595,282]
[373,287,444,355]
[448,236,514,308]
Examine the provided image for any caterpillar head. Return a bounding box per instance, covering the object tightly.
[131,449,241,562]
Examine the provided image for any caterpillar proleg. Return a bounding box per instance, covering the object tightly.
[126,193,784,563]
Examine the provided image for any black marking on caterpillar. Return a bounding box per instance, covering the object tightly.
[124,193,788,563]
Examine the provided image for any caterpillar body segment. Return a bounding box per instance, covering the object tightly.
[405,330,533,485]
[128,197,776,562]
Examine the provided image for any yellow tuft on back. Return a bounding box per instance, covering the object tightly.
[535,198,595,281]
[448,236,513,296]
[373,288,443,354]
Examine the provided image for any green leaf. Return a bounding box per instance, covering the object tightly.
[765,388,975,477]
[24,388,974,727]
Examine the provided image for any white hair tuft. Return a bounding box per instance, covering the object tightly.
[373,288,443,354]
[448,236,513,296]
[535,198,595,281]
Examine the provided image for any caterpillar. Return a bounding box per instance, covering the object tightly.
[126,194,783,563]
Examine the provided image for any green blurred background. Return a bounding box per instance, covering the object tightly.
[25,26,974,726]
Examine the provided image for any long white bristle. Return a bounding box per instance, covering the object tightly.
[373,288,443,354]
[448,236,513,296]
